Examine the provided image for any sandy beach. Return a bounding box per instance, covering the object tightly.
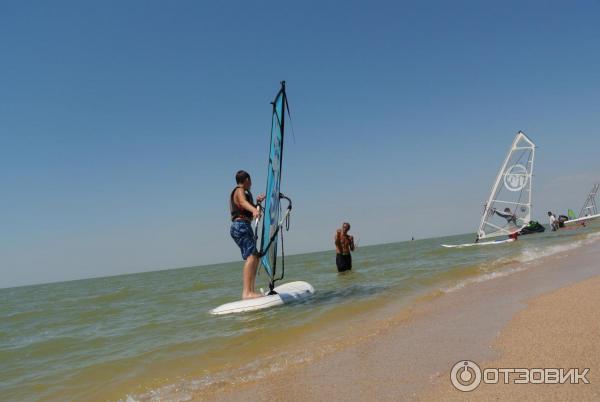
[202,237,600,401]
[422,275,600,401]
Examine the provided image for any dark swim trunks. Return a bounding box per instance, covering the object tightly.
[230,220,257,260]
[336,253,352,272]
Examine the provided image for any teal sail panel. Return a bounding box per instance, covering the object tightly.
[259,82,287,281]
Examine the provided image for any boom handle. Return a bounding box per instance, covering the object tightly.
[280,193,292,209]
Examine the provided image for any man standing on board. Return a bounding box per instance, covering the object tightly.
[334,222,355,272]
[230,170,265,299]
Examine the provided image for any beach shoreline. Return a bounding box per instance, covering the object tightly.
[200,235,600,401]
[421,274,600,401]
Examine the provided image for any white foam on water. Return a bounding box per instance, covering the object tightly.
[443,266,528,293]
[518,242,582,263]
[122,345,331,402]
[444,230,600,293]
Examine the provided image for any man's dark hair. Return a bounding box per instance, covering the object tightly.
[235,170,250,184]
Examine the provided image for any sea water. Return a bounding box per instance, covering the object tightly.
[1,226,599,401]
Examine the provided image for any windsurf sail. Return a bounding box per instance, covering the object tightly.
[258,81,292,293]
[477,131,535,240]
[579,183,599,218]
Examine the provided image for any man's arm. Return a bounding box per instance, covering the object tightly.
[233,188,260,218]
[334,230,342,249]
[349,235,355,251]
[492,209,511,219]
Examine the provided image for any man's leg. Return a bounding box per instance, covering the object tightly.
[250,254,259,294]
[242,254,261,299]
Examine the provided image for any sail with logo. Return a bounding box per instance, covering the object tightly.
[442,131,536,248]
[476,131,536,240]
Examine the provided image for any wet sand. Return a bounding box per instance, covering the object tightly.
[200,239,600,401]
[421,274,600,400]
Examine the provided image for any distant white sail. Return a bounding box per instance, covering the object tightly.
[579,183,599,218]
[477,132,535,240]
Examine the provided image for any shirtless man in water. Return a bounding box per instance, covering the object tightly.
[334,222,355,272]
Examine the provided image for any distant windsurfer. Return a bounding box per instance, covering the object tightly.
[492,207,517,225]
[334,222,355,272]
[229,170,265,299]
[492,207,519,240]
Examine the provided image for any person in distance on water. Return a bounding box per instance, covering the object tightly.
[492,207,519,240]
[230,170,265,299]
[492,207,517,225]
[334,222,355,272]
[548,211,559,231]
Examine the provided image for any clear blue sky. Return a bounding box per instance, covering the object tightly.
[2,0,599,288]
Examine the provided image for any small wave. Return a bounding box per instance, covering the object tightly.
[17,336,81,358]
[309,284,389,306]
[443,229,600,293]
[76,306,122,323]
[123,346,332,402]
[3,309,47,323]
[518,244,575,263]
[518,232,600,263]
[181,282,209,293]
[443,266,527,293]
[86,287,132,303]
[584,230,600,241]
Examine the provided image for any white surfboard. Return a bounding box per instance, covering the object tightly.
[564,213,600,227]
[210,281,314,315]
[565,214,600,226]
[441,238,516,248]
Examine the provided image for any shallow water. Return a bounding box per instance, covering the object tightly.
[1,225,599,401]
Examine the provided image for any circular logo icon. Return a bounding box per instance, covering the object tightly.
[450,360,482,392]
[504,164,528,192]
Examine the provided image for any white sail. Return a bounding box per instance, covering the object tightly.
[477,131,535,240]
[579,183,599,218]
[564,183,600,227]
